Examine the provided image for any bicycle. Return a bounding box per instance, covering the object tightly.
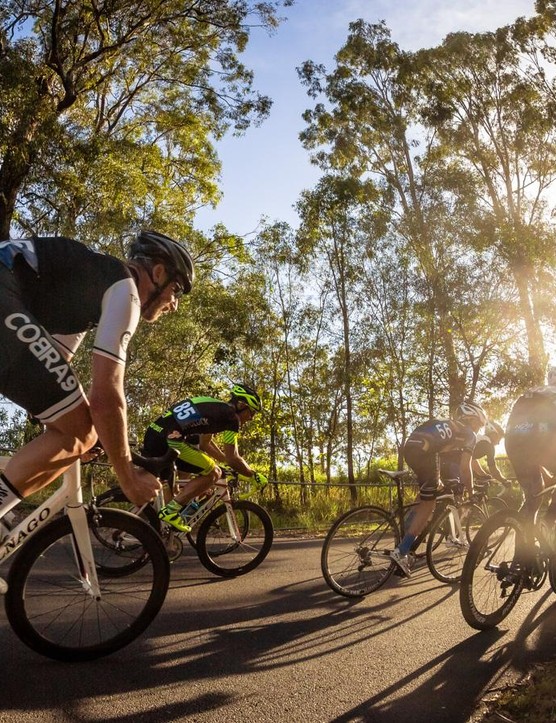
[459,483,556,630]
[95,464,274,578]
[0,449,174,662]
[321,469,487,597]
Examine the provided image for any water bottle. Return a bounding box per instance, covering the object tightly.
[180,499,200,523]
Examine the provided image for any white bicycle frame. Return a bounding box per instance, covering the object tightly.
[0,456,101,596]
[155,475,243,540]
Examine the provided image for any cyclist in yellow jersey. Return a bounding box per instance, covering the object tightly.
[142,384,267,532]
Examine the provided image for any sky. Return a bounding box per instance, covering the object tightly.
[194,0,538,238]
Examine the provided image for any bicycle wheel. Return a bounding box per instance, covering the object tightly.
[186,505,249,553]
[5,509,170,662]
[459,510,526,630]
[464,501,489,543]
[549,555,556,594]
[196,500,273,577]
[321,505,399,598]
[94,487,161,575]
[426,505,473,584]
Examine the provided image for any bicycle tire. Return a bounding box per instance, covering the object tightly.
[321,505,399,598]
[195,500,273,577]
[464,501,491,543]
[459,510,526,630]
[5,508,170,662]
[549,555,556,594]
[426,504,478,584]
[94,487,161,575]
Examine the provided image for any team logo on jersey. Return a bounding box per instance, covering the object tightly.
[4,313,78,392]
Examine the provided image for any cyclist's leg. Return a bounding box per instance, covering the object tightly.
[505,430,542,562]
[170,445,220,506]
[155,444,219,531]
[4,403,96,497]
[399,448,438,549]
[390,447,438,576]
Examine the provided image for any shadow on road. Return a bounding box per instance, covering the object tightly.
[1,538,555,722]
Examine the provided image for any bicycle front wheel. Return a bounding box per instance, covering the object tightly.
[5,509,170,662]
[459,510,526,630]
[321,505,399,598]
[426,505,473,584]
[186,505,250,552]
[196,500,273,577]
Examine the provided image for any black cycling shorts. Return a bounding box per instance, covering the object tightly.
[404,439,441,501]
[0,263,84,423]
[142,426,216,478]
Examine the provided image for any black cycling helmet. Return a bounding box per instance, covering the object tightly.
[454,400,488,427]
[128,230,195,293]
[230,383,262,413]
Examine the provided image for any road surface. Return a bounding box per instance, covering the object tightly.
[1,537,555,722]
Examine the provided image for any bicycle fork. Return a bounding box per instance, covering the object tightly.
[66,504,102,599]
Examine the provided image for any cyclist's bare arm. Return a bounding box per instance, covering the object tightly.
[459,451,474,496]
[222,441,254,478]
[89,354,160,505]
[199,434,226,465]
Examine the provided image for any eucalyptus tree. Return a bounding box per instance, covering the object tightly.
[0,0,293,237]
[298,20,509,410]
[414,20,556,383]
[295,175,381,500]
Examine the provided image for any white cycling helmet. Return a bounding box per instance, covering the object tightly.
[454,400,488,427]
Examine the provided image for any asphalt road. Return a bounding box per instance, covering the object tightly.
[1,536,556,723]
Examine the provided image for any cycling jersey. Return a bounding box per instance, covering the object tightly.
[0,236,140,422]
[405,419,476,455]
[143,397,241,476]
[404,419,477,501]
[505,387,556,501]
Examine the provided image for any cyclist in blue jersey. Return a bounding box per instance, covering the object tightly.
[390,400,487,577]
[0,231,195,594]
[142,384,267,532]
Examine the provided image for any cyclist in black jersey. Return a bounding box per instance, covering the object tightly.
[0,231,195,591]
[142,384,267,532]
[505,371,556,549]
[390,400,487,577]
[472,421,507,483]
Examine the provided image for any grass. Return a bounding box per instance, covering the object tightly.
[472,660,556,722]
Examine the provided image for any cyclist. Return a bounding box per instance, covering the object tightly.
[0,231,195,594]
[504,370,556,551]
[472,420,507,483]
[142,383,268,532]
[390,400,487,577]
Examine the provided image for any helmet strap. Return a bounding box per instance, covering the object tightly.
[139,262,173,314]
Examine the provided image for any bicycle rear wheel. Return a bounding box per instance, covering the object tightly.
[459,510,526,630]
[321,505,399,598]
[196,500,273,577]
[426,505,474,584]
[5,509,170,661]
